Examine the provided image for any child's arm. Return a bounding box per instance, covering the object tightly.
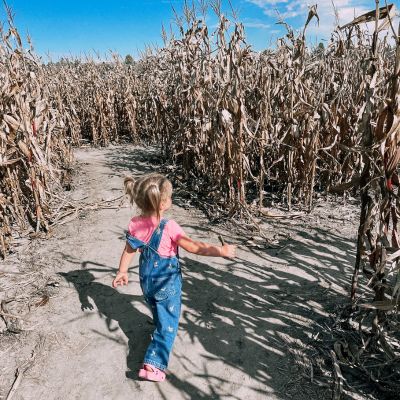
[177,235,236,258]
[112,243,137,288]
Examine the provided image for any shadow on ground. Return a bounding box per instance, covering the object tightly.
[60,146,359,399]
[59,262,154,378]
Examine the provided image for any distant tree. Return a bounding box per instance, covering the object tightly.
[318,42,325,51]
[125,54,134,65]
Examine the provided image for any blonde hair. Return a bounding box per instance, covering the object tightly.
[124,173,172,220]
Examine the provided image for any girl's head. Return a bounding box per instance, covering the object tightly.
[124,174,173,219]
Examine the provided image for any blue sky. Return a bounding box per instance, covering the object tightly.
[4,0,399,59]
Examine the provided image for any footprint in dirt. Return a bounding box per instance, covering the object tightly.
[59,269,152,379]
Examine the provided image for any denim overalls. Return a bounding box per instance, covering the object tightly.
[126,218,182,371]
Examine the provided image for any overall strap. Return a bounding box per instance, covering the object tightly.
[148,218,168,252]
[126,233,146,250]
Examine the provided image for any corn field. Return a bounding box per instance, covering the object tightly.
[43,6,398,217]
[1,1,400,395]
[0,8,73,258]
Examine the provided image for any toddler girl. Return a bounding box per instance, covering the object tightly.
[112,173,236,382]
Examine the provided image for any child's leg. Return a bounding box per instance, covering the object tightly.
[142,293,181,371]
[145,296,158,325]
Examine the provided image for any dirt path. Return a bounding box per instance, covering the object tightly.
[1,146,360,400]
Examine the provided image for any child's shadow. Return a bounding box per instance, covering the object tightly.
[59,269,152,379]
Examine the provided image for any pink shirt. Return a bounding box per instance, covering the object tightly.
[128,216,185,257]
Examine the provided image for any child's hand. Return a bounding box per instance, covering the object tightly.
[112,271,129,288]
[221,244,236,258]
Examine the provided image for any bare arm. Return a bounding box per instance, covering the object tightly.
[177,235,236,258]
[118,243,136,272]
[112,244,137,287]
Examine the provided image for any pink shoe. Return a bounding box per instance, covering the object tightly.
[138,364,166,382]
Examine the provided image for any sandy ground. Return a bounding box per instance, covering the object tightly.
[0,146,361,400]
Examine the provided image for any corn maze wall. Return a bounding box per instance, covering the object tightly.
[1,2,400,397]
[1,4,399,256]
